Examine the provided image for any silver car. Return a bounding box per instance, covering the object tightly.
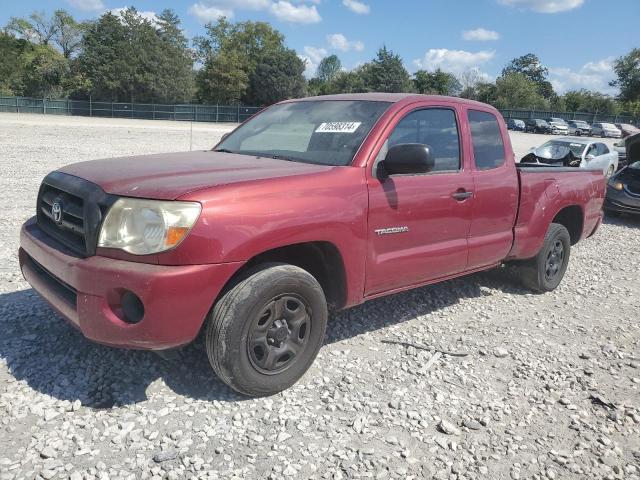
[592,122,622,138]
[546,117,569,135]
[524,137,619,178]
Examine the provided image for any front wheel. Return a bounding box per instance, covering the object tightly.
[206,263,328,396]
[519,223,571,293]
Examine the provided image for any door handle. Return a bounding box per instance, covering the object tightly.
[451,190,473,201]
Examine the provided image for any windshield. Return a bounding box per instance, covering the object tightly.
[215,100,391,166]
[602,123,616,129]
[535,140,587,159]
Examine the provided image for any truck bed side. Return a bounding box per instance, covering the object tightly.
[507,165,605,261]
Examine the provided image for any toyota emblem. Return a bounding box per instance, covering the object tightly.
[51,202,63,224]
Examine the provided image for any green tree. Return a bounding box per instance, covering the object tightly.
[362,46,413,92]
[52,10,86,58]
[195,18,303,105]
[6,11,57,46]
[326,69,368,94]
[563,89,618,114]
[413,69,461,96]
[610,48,640,103]
[492,72,548,110]
[316,54,341,83]
[502,53,555,99]
[76,8,194,102]
[246,49,306,105]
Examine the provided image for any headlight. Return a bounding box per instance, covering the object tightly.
[98,198,201,255]
[607,179,624,191]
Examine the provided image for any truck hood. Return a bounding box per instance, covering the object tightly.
[58,150,335,200]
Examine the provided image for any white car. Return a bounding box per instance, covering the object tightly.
[523,137,619,178]
[591,122,622,138]
[546,117,569,135]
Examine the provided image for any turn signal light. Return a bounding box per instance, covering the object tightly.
[166,226,190,247]
[612,182,624,191]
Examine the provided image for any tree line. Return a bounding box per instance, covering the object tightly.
[2,8,639,116]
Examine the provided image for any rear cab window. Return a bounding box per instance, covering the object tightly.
[467,110,506,170]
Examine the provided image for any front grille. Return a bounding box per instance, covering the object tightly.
[36,172,117,257]
[39,184,86,254]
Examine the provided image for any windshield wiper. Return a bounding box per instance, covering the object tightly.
[213,148,234,153]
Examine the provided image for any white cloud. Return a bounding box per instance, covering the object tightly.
[413,48,495,75]
[326,33,364,52]
[270,1,321,23]
[66,0,105,11]
[548,58,617,95]
[304,46,328,64]
[497,0,584,13]
[462,28,500,41]
[342,0,370,14]
[188,0,320,24]
[188,3,234,21]
[109,8,160,24]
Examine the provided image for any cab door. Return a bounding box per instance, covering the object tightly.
[465,108,519,269]
[365,105,473,296]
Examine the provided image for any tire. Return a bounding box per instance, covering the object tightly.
[520,223,571,293]
[206,263,328,396]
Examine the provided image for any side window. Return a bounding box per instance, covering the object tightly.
[386,108,461,172]
[468,110,506,170]
[596,143,609,155]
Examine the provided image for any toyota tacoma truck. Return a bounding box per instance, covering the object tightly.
[19,94,606,396]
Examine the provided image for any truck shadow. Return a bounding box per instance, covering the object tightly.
[0,268,527,408]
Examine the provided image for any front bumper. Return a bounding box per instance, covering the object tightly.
[604,188,640,215]
[603,131,622,138]
[19,218,243,350]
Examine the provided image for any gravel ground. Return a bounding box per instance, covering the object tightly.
[0,113,639,480]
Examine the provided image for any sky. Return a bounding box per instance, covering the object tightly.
[2,0,638,95]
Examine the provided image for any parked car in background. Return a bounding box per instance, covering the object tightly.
[522,137,618,178]
[546,117,570,135]
[592,122,622,138]
[18,93,607,396]
[614,123,640,138]
[507,119,526,131]
[525,118,551,133]
[605,133,640,216]
[613,140,628,169]
[567,120,591,136]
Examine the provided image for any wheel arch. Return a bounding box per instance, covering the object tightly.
[217,241,349,311]
[551,204,584,245]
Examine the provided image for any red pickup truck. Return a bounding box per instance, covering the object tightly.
[19,94,605,396]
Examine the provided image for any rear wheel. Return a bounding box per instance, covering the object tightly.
[520,223,571,293]
[206,263,328,396]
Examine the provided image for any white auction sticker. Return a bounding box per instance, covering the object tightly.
[315,122,362,133]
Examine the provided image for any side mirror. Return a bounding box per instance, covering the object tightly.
[381,144,435,176]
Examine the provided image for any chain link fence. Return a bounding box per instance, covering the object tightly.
[1,96,636,125]
[498,108,637,125]
[0,96,262,123]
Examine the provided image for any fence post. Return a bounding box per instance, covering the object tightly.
[216,105,219,122]
[237,105,240,123]
[43,98,46,115]
[15,96,19,114]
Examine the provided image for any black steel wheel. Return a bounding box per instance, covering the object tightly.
[519,223,571,293]
[248,295,311,374]
[544,239,564,283]
[206,263,327,396]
